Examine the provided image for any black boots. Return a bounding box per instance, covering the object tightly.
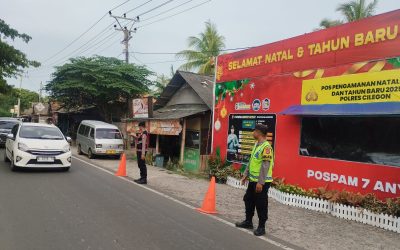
[253,227,266,236]
[235,220,254,229]
[134,178,147,184]
[235,220,266,236]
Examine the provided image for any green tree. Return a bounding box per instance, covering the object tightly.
[318,0,378,29]
[153,65,174,97]
[318,19,344,29]
[0,19,40,92]
[46,56,153,121]
[177,20,225,75]
[14,88,39,112]
[0,88,39,117]
[337,0,378,22]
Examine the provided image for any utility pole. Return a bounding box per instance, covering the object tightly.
[39,81,43,103]
[17,71,27,117]
[109,11,140,63]
[17,75,22,117]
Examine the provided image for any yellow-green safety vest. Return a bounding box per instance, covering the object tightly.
[248,141,274,182]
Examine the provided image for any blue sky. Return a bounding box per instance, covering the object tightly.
[2,0,399,93]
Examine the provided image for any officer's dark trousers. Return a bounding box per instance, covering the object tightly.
[244,182,270,228]
[137,151,147,180]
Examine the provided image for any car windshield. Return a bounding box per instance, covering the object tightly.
[0,121,18,130]
[19,126,64,140]
[96,128,122,139]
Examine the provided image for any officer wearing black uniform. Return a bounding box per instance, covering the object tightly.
[133,121,148,184]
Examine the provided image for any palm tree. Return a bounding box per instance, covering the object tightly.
[318,0,378,29]
[153,65,174,97]
[319,18,343,29]
[337,0,378,22]
[177,20,225,75]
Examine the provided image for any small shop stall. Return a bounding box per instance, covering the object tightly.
[212,10,400,199]
[126,71,213,172]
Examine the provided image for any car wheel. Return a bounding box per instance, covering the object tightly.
[3,150,9,162]
[10,154,18,172]
[87,148,94,159]
[77,144,83,155]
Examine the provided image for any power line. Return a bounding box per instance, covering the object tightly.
[129,47,252,55]
[40,0,132,64]
[136,0,175,17]
[125,0,154,14]
[110,0,132,11]
[76,31,120,58]
[141,0,196,21]
[137,0,211,28]
[141,59,186,64]
[96,37,123,55]
[45,22,117,66]
[44,19,133,67]
[84,33,121,57]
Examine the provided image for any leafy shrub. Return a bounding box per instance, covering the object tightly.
[207,146,226,176]
[145,153,154,165]
[271,178,400,217]
[166,157,181,171]
[230,169,242,179]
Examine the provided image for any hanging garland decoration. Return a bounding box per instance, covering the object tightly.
[387,57,400,68]
[215,79,250,105]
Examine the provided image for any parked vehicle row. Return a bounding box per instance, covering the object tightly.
[1,118,124,172]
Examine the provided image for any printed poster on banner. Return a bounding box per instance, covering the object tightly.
[132,98,148,118]
[302,69,400,105]
[227,114,276,165]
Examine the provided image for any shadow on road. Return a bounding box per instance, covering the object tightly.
[11,168,71,174]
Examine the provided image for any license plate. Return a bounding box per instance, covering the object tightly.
[37,156,55,163]
[106,150,116,154]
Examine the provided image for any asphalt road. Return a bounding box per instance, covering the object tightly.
[0,149,287,250]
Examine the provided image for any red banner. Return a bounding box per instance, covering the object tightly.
[212,10,400,199]
[216,10,400,83]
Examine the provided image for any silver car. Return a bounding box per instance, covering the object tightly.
[76,120,124,159]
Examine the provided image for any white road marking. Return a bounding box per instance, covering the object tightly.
[73,156,295,250]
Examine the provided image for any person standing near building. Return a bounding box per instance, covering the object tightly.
[235,124,274,236]
[133,121,148,184]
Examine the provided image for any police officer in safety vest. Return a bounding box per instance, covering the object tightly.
[235,124,274,236]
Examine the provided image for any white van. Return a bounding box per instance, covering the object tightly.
[76,120,124,159]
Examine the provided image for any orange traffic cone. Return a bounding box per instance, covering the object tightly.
[115,153,127,177]
[197,176,217,214]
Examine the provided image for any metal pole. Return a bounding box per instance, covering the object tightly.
[39,81,42,103]
[109,11,138,64]
[180,119,187,164]
[17,75,22,117]
[124,29,129,63]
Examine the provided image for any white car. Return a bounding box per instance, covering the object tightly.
[4,122,72,171]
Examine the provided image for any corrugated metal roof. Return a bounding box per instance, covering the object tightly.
[154,71,214,110]
[151,104,209,120]
[179,71,214,108]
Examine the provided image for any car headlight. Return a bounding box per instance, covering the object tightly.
[118,144,124,149]
[62,145,71,153]
[18,142,29,152]
[96,144,102,148]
